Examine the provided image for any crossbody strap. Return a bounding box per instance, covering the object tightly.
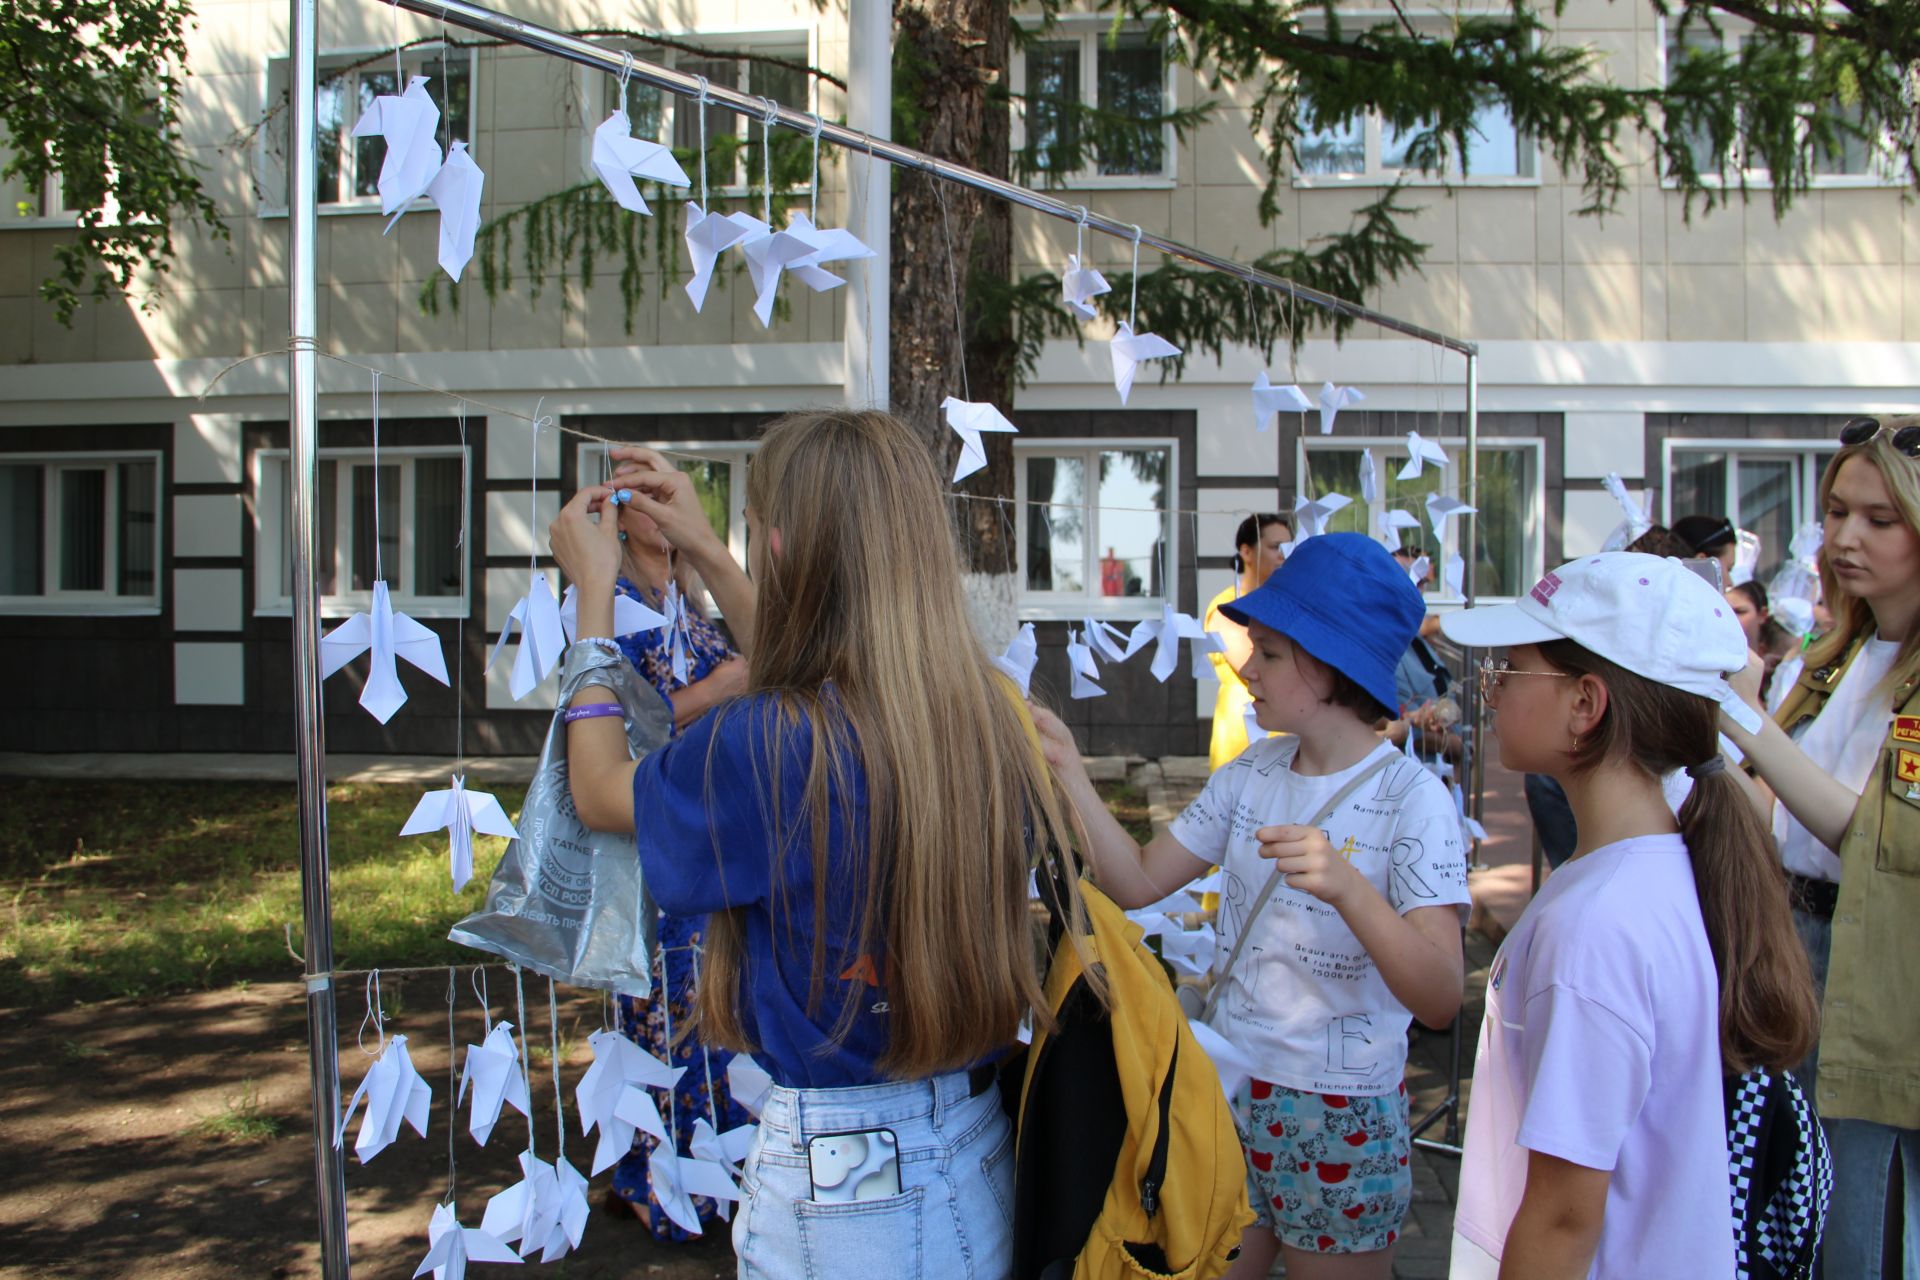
[1199,750,1400,1025]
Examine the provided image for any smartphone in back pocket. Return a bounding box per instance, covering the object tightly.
[806,1128,902,1203]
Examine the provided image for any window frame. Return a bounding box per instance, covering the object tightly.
[0,451,164,616]
[1014,437,1181,621]
[1659,436,1840,580]
[1008,16,1180,189]
[252,443,472,618]
[256,41,480,218]
[1296,434,1546,606]
[580,30,817,199]
[573,440,756,571]
[1654,16,1909,190]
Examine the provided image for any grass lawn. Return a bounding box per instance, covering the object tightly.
[1,778,1151,1010]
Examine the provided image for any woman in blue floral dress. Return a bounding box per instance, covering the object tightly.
[605,488,753,1239]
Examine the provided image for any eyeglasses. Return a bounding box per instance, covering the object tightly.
[1478,656,1574,706]
[1838,417,1920,458]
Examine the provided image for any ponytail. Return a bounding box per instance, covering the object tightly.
[1539,640,1821,1074]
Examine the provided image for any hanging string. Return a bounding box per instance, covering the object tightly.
[371,371,384,583]
[444,966,459,1206]
[391,0,404,87]
[808,113,824,222]
[655,946,682,1152]
[454,402,468,770]
[513,965,537,1158]
[760,97,780,224]
[934,179,969,403]
[357,969,387,1056]
[527,397,546,578]
[694,75,710,209]
[688,943,724,1140]
[1073,203,1088,264]
[859,134,878,407]
[546,977,568,1168]
[1127,224,1144,329]
[617,50,634,115]
[473,964,491,1035]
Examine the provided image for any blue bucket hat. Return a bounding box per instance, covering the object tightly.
[1219,532,1426,713]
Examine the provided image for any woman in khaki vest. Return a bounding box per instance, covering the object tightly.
[1719,414,1920,1279]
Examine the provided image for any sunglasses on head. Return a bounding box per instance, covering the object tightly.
[1839,417,1920,458]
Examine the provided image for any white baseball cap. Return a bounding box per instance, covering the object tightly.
[1440,552,1763,733]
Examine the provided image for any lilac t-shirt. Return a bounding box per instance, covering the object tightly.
[1453,833,1734,1277]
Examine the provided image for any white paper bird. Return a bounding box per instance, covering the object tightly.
[1065,629,1106,699]
[1359,448,1379,503]
[532,1158,591,1262]
[652,1151,744,1235]
[1377,509,1422,546]
[1082,617,1136,664]
[991,622,1040,697]
[590,109,691,214]
[682,203,755,310]
[778,213,875,295]
[558,583,669,643]
[1396,430,1450,481]
[320,579,450,724]
[1292,492,1353,540]
[576,1028,685,1175]
[942,397,1019,483]
[1424,493,1477,535]
[743,217,833,327]
[1318,382,1365,435]
[481,1150,558,1255]
[1251,372,1313,433]
[422,141,484,281]
[725,1055,774,1116]
[1061,254,1111,320]
[1409,553,1432,586]
[1109,323,1181,405]
[457,1021,532,1146]
[487,575,566,702]
[413,1202,521,1280]
[336,1034,432,1163]
[1155,921,1216,978]
[399,774,518,894]
[1598,473,1653,553]
[660,582,694,687]
[689,1118,757,1222]
[1444,553,1466,598]
[350,75,443,218]
[1129,602,1219,683]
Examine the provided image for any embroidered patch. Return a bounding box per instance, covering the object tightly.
[1897,748,1920,786]
[1529,572,1564,607]
[1894,716,1920,745]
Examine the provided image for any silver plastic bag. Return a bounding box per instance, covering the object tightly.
[449,642,672,997]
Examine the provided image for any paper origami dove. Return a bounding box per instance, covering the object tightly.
[689,1118,757,1222]
[1082,617,1136,664]
[1424,492,1477,535]
[1251,372,1313,433]
[1318,381,1365,435]
[1444,553,1466,598]
[1598,473,1653,553]
[1130,602,1218,683]
[776,213,875,295]
[1155,922,1216,978]
[1292,491,1352,540]
[487,574,565,702]
[1109,323,1181,405]
[321,579,450,724]
[481,1150,557,1254]
[1397,430,1450,481]
[1065,630,1106,699]
[413,1202,521,1280]
[1409,553,1432,586]
[1061,254,1111,320]
[399,774,518,894]
[742,217,832,327]
[532,1157,591,1262]
[590,109,690,215]
[942,397,1019,483]
[351,75,443,218]
[991,622,1040,697]
[577,1028,685,1175]
[1359,448,1379,504]
[1377,509,1422,546]
[422,141,484,281]
[653,1151,744,1235]
[660,582,694,687]
[336,1034,432,1163]
[457,1020,532,1146]
[682,203,755,310]
[558,583,669,643]
[726,1055,774,1116]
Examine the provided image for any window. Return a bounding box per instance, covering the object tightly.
[1664,441,1837,584]
[1299,437,1543,602]
[254,447,468,615]
[262,44,474,210]
[575,442,751,567]
[1017,443,1175,615]
[1015,25,1173,182]
[1295,98,1535,183]
[596,38,812,191]
[0,455,161,610]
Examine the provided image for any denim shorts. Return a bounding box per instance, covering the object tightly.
[732,1070,1014,1280]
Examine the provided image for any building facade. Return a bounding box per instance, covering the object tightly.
[3,0,1916,757]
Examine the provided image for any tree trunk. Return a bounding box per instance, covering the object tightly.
[891,0,1020,647]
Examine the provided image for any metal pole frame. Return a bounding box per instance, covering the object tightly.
[286,0,1493,1260]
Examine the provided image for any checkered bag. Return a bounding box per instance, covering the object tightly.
[1724,1066,1831,1280]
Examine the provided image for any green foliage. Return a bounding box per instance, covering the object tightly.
[0,0,229,324]
[189,1079,289,1143]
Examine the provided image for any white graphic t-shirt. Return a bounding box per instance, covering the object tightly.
[1169,737,1470,1096]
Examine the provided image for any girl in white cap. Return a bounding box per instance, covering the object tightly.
[1440,552,1819,1278]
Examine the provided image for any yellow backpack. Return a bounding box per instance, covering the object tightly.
[1011,877,1254,1280]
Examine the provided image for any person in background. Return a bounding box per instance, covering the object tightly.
[1386,545,1464,775]
[1444,553,1818,1279]
[1673,513,1740,581]
[1728,579,1771,650]
[598,456,752,1236]
[1206,513,1292,770]
[1100,545,1125,597]
[1719,414,1920,1278]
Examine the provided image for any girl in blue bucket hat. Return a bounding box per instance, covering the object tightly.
[1033,532,1470,1280]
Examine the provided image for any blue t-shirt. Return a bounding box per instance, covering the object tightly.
[631,691,891,1088]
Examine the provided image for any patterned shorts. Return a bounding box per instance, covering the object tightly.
[1231,1077,1412,1255]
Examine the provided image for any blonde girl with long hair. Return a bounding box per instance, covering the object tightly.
[548,410,1086,1279]
[1718,414,1920,1278]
